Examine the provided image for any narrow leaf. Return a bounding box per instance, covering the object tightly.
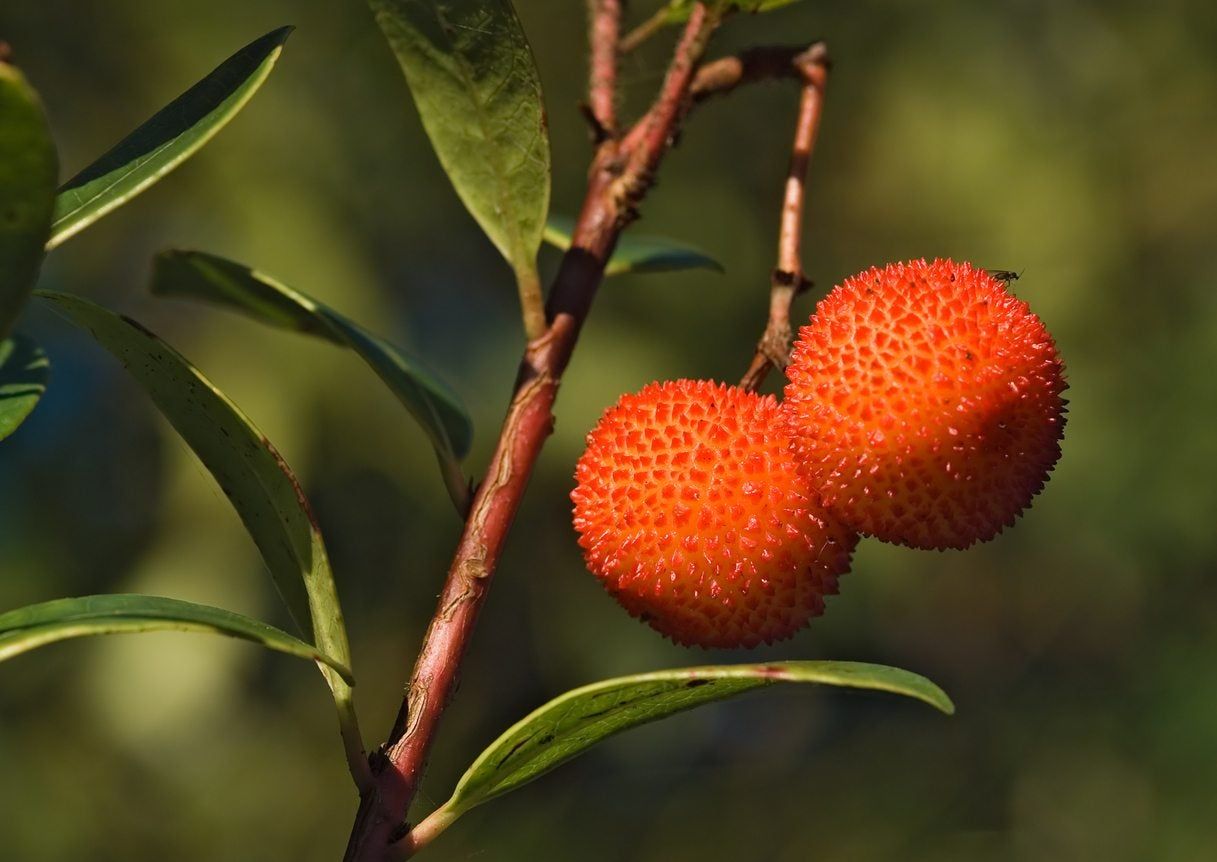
[148,251,471,513]
[663,0,803,24]
[369,0,551,286]
[544,216,723,277]
[36,291,367,784]
[0,335,50,442]
[46,27,293,250]
[149,250,473,470]
[0,594,352,681]
[445,661,952,816]
[0,62,58,338]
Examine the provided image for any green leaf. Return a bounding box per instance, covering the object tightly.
[663,0,803,24]
[0,594,352,680]
[46,27,293,251]
[0,62,58,339]
[543,216,723,277]
[369,0,551,295]
[148,249,473,508]
[444,661,952,817]
[0,335,50,442]
[36,291,369,787]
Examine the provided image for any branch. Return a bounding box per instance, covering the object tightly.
[342,8,720,861]
[740,43,829,393]
[619,4,719,203]
[587,0,621,134]
[690,44,811,105]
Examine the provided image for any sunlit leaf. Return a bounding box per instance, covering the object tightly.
[37,291,366,785]
[0,594,352,680]
[0,62,57,338]
[46,27,293,250]
[369,0,550,291]
[544,215,723,277]
[0,335,50,442]
[437,661,952,820]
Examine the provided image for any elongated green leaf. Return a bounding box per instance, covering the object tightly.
[0,594,353,680]
[443,661,951,818]
[663,0,803,24]
[38,290,369,787]
[0,62,58,338]
[0,335,50,442]
[544,216,723,277]
[148,249,473,474]
[39,290,326,641]
[46,27,292,251]
[370,0,550,288]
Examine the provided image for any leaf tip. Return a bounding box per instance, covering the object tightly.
[267,25,296,46]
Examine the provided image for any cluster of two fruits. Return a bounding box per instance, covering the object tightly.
[571,259,1068,648]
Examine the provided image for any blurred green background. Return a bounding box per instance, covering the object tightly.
[2,1,1214,859]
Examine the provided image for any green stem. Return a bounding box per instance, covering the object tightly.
[396,803,460,859]
[514,260,547,341]
[620,7,670,53]
[326,669,374,794]
[437,451,472,518]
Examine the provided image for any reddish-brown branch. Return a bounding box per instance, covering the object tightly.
[740,43,829,393]
[690,44,809,104]
[342,9,719,862]
[619,4,717,196]
[587,0,621,134]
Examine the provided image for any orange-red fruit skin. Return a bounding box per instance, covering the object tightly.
[572,379,857,648]
[784,259,1067,551]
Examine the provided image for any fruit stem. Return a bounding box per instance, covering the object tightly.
[741,43,830,393]
[341,7,719,861]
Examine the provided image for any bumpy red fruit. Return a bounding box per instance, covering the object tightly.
[572,379,857,648]
[784,258,1067,550]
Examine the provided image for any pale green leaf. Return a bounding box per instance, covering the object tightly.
[148,250,473,480]
[46,27,292,250]
[543,215,723,277]
[0,335,50,442]
[0,62,58,339]
[369,0,550,284]
[0,594,352,681]
[442,661,952,818]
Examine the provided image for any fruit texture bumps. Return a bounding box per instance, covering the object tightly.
[784,259,1067,550]
[572,379,857,648]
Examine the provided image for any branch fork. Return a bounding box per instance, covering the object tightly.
[344,11,831,861]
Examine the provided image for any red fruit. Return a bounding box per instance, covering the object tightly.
[784,258,1067,550]
[572,379,857,648]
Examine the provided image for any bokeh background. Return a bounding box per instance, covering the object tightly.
[2,1,1214,859]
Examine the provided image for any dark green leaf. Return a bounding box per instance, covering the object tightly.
[46,27,292,250]
[445,661,952,816]
[369,0,550,289]
[544,215,723,277]
[0,62,58,338]
[663,0,803,23]
[0,335,50,442]
[0,594,352,681]
[149,250,473,506]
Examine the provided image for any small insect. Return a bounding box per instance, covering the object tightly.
[986,269,1022,283]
